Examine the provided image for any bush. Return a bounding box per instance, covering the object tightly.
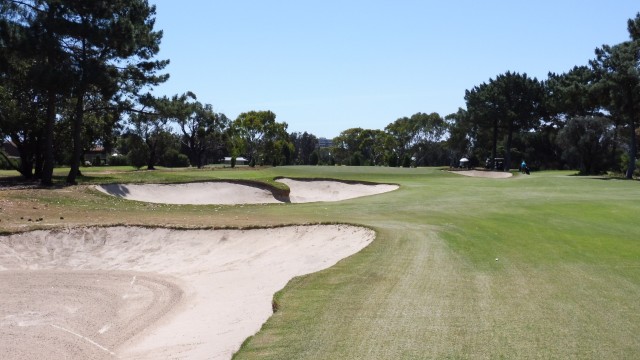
[557,116,613,175]
[162,149,190,168]
[402,155,412,168]
[309,151,319,165]
[107,154,128,166]
[126,135,148,169]
[388,154,398,167]
[350,152,363,166]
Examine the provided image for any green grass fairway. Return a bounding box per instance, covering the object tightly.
[1,166,639,358]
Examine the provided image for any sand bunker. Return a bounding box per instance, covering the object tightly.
[276,178,399,203]
[449,170,513,179]
[96,179,399,205]
[0,225,374,360]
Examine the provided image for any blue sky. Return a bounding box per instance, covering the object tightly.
[150,1,638,138]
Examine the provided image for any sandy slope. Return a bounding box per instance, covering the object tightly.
[449,170,513,178]
[0,225,374,359]
[96,179,399,205]
[96,182,282,205]
[276,178,399,203]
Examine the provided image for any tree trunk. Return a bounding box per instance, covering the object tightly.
[610,118,621,172]
[626,118,637,179]
[34,146,43,180]
[491,118,498,166]
[40,88,56,186]
[9,135,34,179]
[66,89,84,185]
[146,138,156,170]
[504,119,514,172]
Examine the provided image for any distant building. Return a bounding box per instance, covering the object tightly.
[224,157,249,165]
[85,146,107,165]
[318,137,333,148]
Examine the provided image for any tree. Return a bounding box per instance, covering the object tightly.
[1,0,168,184]
[289,131,318,165]
[231,110,290,166]
[465,72,544,171]
[332,128,365,165]
[556,116,614,175]
[1,1,73,185]
[546,66,600,119]
[385,112,448,167]
[170,94,228,168]
[332,128,393,166]
[60,0,169,184]
[445,108,473,167]
[0,75,44,178]
[591,13,640,179]
[126,133,148,169]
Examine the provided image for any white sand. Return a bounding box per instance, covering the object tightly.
[0,225,374,359]
[96,182,282,205]
[277,178,399,203]
[96,179,399,205]
[449,170,513,178]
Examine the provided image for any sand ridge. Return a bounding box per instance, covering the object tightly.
[96,178,399,205]
[0,225,375,359]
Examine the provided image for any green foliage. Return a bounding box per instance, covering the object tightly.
[385,112,447,166]
[402,154,411,168]
[591,13,640,178]
[126,135,149,169]
[161,149,190,168]
[332,128,393,166]
[1,0,168,184]
[160,92,229,168]
[232,110,291,166]
[350,151,363,166]
[387,153,398,167]
[290,132,319,165]
[556,116,614,175]
[465,71,545,171]
[546,66,600,118]
[309,151,319,166]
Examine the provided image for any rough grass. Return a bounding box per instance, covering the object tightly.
[1,166,639,358]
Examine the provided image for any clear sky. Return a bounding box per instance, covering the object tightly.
[150,1,639,138]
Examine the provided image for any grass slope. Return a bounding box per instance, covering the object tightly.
[1,166,639,358]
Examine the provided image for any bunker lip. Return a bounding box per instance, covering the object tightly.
[448,169,513,179]
[0,224,375,360]
[96,178,399,205]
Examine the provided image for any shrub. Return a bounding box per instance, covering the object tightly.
[310,151,319,165]
[162,149,190,168]
[402,155,411,168]
[107,154,128,166]
[350,152,363,166]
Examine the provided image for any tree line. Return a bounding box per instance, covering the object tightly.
[330,13,640,178]
[2,3,639,182]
